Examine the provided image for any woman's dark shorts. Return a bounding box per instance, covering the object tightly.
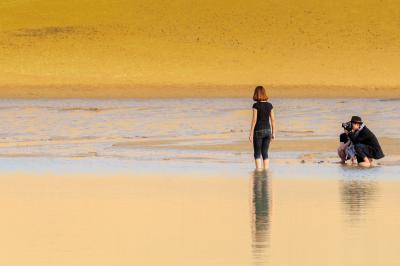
[253,128,272,160]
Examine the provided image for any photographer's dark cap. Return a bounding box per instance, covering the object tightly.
[351,116,363,124]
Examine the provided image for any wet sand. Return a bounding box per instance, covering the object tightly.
[1,84,400,98]
[0,97,399,164]
[112,136,400,154]
[111,136,400,165]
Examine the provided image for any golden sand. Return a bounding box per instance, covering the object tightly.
[1,1,400,87]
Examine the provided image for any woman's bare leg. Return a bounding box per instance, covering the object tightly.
[263,159,270,170]
[255,158,263,170]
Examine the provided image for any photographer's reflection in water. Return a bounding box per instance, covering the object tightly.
[250,169,271,264]
[339,178,379,224]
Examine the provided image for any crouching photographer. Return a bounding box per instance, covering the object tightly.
[339,116,384,167]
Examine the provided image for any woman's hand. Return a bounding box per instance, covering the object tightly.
[249,134,253,143]
[271,132,275,141]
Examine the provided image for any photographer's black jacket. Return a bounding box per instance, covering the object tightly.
[348,126,385,159]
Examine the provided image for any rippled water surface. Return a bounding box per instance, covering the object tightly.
[0,98,399,160]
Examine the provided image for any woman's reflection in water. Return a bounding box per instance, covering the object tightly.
[250,169,271,265]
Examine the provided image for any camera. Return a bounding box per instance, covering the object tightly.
[342,121,352,131]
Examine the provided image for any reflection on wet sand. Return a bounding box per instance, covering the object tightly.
[339,178,378,225]
[1,163,400,265]
[250,170,271,265]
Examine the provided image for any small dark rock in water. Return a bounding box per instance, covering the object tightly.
[317,160,324,164]
[300,160,306,163]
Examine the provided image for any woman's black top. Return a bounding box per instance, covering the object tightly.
[339,133,349,143]
[252,101,273,131]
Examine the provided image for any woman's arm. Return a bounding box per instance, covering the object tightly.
[249,108,257,142]
[270,109,275,140]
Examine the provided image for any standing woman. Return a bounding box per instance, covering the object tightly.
[249,86,275,170]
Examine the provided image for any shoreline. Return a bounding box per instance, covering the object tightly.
[0,138,398,165]
[1,83,400,98]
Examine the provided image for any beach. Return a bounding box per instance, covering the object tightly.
[2,0,400,264]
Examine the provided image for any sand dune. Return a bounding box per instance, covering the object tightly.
[1,1,400,88]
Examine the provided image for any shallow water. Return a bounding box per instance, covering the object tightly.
[0,98,399,160]
[0,159,399,266]
[1,98,400,265]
